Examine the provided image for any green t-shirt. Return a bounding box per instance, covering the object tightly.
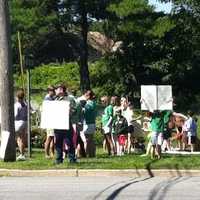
[150,111,164,132]
[102,105,113,127]
[84,100,96,124]
[163,110,172,128]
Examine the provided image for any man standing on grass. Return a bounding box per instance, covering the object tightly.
[54,84,77,164]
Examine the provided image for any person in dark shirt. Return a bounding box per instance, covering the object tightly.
[54,84,77,164]
[112,108,128,155]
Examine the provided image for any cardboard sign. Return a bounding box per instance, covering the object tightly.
[141,85,173,111]
[40,101,70,130]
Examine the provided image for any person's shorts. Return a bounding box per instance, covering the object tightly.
[151,132,163,146]
[83,124,96,135]
[102,126,111,134]
[46,129,54,137]
[118,134,126,145]
[188,136,196,145]
[127,125,134,133]
[15,120,27,136]
[163,129,172,140]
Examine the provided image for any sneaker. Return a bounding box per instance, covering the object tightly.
[45,155,51,159]
[17,154,26,161]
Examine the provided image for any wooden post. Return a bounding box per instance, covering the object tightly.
[0,0,16,161]
[27,65,31,157]
[17,31,25,91]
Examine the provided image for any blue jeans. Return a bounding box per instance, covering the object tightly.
[54,126,76,163]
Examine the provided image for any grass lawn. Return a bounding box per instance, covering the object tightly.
[0,148,200,170]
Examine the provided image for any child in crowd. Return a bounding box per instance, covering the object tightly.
[141,113,153,157]
[112,108,128,156]
[173,113,188,150]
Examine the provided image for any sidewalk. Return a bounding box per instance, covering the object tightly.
[1,169,200,177]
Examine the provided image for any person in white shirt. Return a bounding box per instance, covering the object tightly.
[185,111,197,152]
[14,89,27,161]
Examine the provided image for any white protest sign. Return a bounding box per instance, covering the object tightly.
[157,85,173,110]
[141,85,173,111]
[40,101,70,130]
[141,85,157,111]
[0,131,10,159]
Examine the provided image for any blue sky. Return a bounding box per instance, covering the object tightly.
[149,0,172,13]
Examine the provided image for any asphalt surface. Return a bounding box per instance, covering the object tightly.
[1,176,200,200]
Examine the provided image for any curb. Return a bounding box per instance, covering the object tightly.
[0,169,200,177]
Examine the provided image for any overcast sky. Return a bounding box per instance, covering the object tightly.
[149,0,172,13]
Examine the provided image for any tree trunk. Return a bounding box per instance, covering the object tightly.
[79,0,90,92]
[0,0,16,161]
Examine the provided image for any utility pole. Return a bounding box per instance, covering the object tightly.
[0,0,16,161]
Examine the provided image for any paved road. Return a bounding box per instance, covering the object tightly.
[1,176,200,200]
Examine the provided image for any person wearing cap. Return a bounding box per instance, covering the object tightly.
[54,83,77,164]
[44,85,55,159]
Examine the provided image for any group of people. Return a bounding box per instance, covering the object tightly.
[13,84,199,163]
[142,110,198,159]
[43,84,137,164]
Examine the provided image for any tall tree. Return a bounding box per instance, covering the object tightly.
[97,0,175,97]
[0,0,16,161]
[58,0,113,91]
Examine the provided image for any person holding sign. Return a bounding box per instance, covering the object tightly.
[54,84,77,164]
[44,85,55,159]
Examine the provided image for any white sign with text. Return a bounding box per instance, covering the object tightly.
[141,85,173,111]
[40,101,70,130]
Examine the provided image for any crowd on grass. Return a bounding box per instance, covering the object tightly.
[14,84,198,163]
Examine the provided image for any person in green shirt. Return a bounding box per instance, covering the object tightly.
[150,111,164,159]
[150,110,173,159]
[101,96,114,155]
[83,90,97,157]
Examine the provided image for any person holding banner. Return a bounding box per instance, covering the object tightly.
[54,84,77,164]
[44,85,55,159]
[150,111,164,159]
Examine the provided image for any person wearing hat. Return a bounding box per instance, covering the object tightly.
[54,83,77,164]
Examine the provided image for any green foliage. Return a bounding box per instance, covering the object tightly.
[108,0,152,17]
[10,0,200,111]
[15,62,80,91]
[2,148,200,169]
[149,17,176,38]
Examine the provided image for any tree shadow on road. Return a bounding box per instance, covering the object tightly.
[93,177,152,200]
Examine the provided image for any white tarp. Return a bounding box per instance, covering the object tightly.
[141,85,173,111]
[0,131,10,159]
[40,101,70,130]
